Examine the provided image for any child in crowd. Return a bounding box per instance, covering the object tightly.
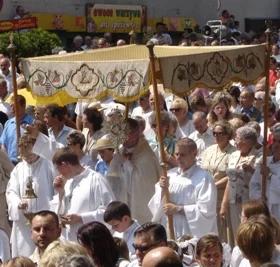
[104,201,140,259]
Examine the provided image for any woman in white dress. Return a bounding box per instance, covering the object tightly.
[201,120,236,245]
[222,126,261,239]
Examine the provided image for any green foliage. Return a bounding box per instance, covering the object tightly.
[0,28,62,58]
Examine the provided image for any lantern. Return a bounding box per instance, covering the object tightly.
[22,176,38,222]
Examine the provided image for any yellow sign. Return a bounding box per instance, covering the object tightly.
[32,13,86,32]
[86,4,146,33]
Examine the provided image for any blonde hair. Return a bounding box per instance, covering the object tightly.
[237,216,274,264]
[3,257,35,267]
[208,91,233,126]
[40,240,89,267]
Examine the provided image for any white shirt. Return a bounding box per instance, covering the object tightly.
[0,99,12,118]
[250,156,280,220]
[48,125,74,146]
[0,70,19,95]
[152,33,172,45]
[114,220,140,259]
[176,120,195,139]
[6,157,54,257]
[189,128,215,159]
[50,168,115,241]
[148,164,217,238]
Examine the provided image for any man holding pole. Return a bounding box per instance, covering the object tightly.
[148,138,217,239]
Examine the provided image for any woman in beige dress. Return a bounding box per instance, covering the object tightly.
[201,120,236,244]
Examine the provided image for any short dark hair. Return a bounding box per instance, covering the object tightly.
[52,147,80,166]
[104,201,131,222]
[134,222,167,244]
[11,94,26,107]
[46,104,66,121]
[126,118,139,132]
[196,234,223,258]
[83,107,103,132]
[32,210,60,227]
[67,131,86,149]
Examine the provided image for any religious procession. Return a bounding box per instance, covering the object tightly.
[0,1,280,267]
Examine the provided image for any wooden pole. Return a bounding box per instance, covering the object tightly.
[125,103,130,120]
[146,41,175,240]
[7,33,21,151]
[262,22,272,200]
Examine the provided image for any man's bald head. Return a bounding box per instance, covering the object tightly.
[142,247,182,267]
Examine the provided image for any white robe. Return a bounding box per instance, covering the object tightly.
[50,168,115,241]
[120,137,161,224]
[0,229,10,262]
[6,157,54,257]
[148,164,217,239]
[250,156,280,221]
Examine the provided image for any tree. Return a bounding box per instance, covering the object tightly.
[0,28,62,58]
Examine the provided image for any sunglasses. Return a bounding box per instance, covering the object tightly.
[213,131,225,137]
[132,242,159,253]
[170,108,182,112]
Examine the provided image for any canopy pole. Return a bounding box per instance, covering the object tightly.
[146,41,175,240]
[8,34,21,150]
[262,23,272,201]
[125,103,130,119]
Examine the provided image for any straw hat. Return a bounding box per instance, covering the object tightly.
[92,137,115,150]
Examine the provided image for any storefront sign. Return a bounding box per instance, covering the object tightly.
[86,4,146,33]
[0,17,37,32]
[32,13,85,32]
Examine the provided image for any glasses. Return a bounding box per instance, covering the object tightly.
[132,242,159,253]
[170,108,182,112]
[213,131,225,137]
[254,97,263,101]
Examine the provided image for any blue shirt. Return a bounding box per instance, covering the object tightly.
[95,160,109,176]
[48,125,74,146]
[241,106,262,122]
[0,114,33,162]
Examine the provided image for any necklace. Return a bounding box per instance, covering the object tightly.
[211,145,228,176]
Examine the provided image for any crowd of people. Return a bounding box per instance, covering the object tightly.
[1,6,280,267]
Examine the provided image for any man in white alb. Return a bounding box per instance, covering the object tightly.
[148,138,217,238]
[51,147,115,241]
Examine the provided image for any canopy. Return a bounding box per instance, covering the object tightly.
[21,44,266,102]
[6,88,76,107]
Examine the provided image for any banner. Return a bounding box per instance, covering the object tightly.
[22,45,265,101]
[163,17,197,32]
[86,4,146,33]
[31,13,85,32]
[0,17,37,32]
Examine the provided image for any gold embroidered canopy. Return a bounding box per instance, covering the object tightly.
[21,44,266,102]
